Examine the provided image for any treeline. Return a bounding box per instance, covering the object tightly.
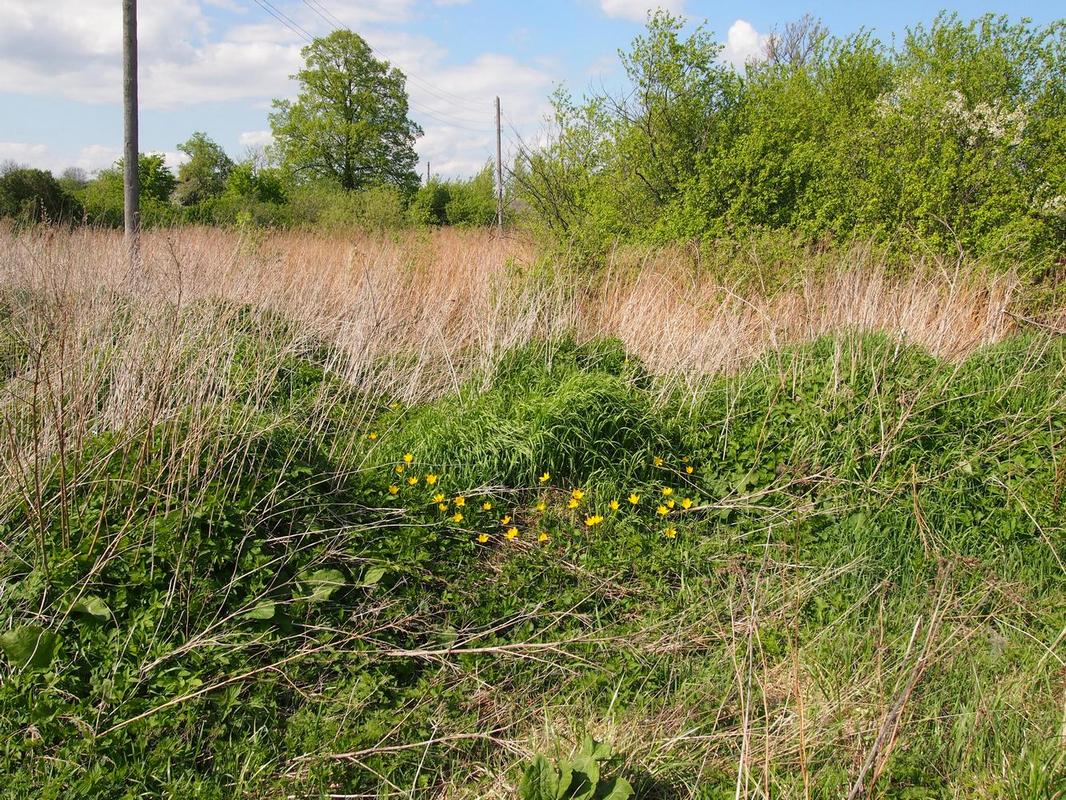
[2,13,1063,273]
[513,12,1065,272]
[0,146,498,232]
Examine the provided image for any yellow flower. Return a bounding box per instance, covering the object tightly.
[482,501,493,511]
[609,499,620,511]
[628,493,640,505]
[571,488,585,500]
[662,486,673,496]
[664,527,677,539]
[388,484,399,495]
[368,431,378,441]
[535,501,546,512]
[403,453,414,464]
[407,476,419,486]
[681,497,693,510]
[425,473,438,485]
[667,499,676,509]
[682,455,690,463]
[438,503,449,512]
[657,504,669,516]
[537,531,549,543]
[500,515,511,525]
[584,515,604,527]
[567,498,580,509]
[389,401,400,410]
[539,471,550,483]
[506,527,519,540]
[685,465,694,474]
[432,492,445,503]
[453,496,466,507]
[395,464,405,474]
[477,533,489,543]
[452,511,464,524]
[653,456,663,467]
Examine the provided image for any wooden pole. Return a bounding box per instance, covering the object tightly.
[495,96,503,232]
[123,0,140,264]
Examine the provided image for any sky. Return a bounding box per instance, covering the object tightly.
[0,0,1060,180]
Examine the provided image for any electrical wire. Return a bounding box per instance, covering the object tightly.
[251,0,315,42]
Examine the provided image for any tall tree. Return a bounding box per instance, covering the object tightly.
[270,30,422,193]
[174,132,234,206]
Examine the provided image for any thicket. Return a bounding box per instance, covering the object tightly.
[512,12,1066,278]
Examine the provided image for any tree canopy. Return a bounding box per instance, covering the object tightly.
[174,132,234,206]
[270,30,422,194]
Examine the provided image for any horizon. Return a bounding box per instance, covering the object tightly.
[1,0,1060,181]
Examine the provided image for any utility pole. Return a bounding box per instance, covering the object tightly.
[425,161,430,184]
[494,96,503,232]
[123,0,140,264]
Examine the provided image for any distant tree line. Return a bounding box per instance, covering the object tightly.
[2,16,1063,276]
[0,30,497,232]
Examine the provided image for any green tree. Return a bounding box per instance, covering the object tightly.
[270,30,422,194]
[174,132,234,206]
[0,166,82,224]
[79,154,177,227]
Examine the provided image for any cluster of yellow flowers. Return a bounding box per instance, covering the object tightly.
[382,451,699,546]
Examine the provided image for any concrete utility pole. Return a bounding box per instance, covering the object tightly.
[123,0,140,262]
[494,96,503,232]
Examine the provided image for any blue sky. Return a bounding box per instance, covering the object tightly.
[0,0,1060,178]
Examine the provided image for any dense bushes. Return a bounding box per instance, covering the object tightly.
[514,12,1066,272]
[0,167,81,225]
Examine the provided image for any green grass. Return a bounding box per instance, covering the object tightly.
[0,324,1063,799]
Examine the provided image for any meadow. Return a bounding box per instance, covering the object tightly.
[0,225,1063,798]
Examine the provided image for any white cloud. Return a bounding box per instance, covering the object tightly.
[0,1,558,180]
[598,0,684,22]
[239,130,274,148]
[720,19,768,69]
[0,0,301,108]
[360,32,556,179]
[0,142,121,174]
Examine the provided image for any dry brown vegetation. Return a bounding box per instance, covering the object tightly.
[0,225,1036,394]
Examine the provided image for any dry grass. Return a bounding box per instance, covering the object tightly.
[0,225,1028,389]
[0,224,1035,492]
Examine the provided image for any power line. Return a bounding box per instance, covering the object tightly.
[250,0,313,42]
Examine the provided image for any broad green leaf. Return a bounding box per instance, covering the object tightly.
[297,568,346,602]
[568,755,600,800]
[519,754,560,800]
[360,565,386,587]
[578,735,613,761]
[599,777,634,800]
[243,601,276,620]
[0,626,61,671]
[70,595,111,622]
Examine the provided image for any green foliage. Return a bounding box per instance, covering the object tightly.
[271,30,422,194]
[1,322,1062,796]
[173,132,234,206]
[0,166,81,225]
[520,738,633,800]
[409,163,499,227]
[78,154,179,228]
[516,12,1066,273]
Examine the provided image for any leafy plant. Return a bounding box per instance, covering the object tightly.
[520,737,633,800]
